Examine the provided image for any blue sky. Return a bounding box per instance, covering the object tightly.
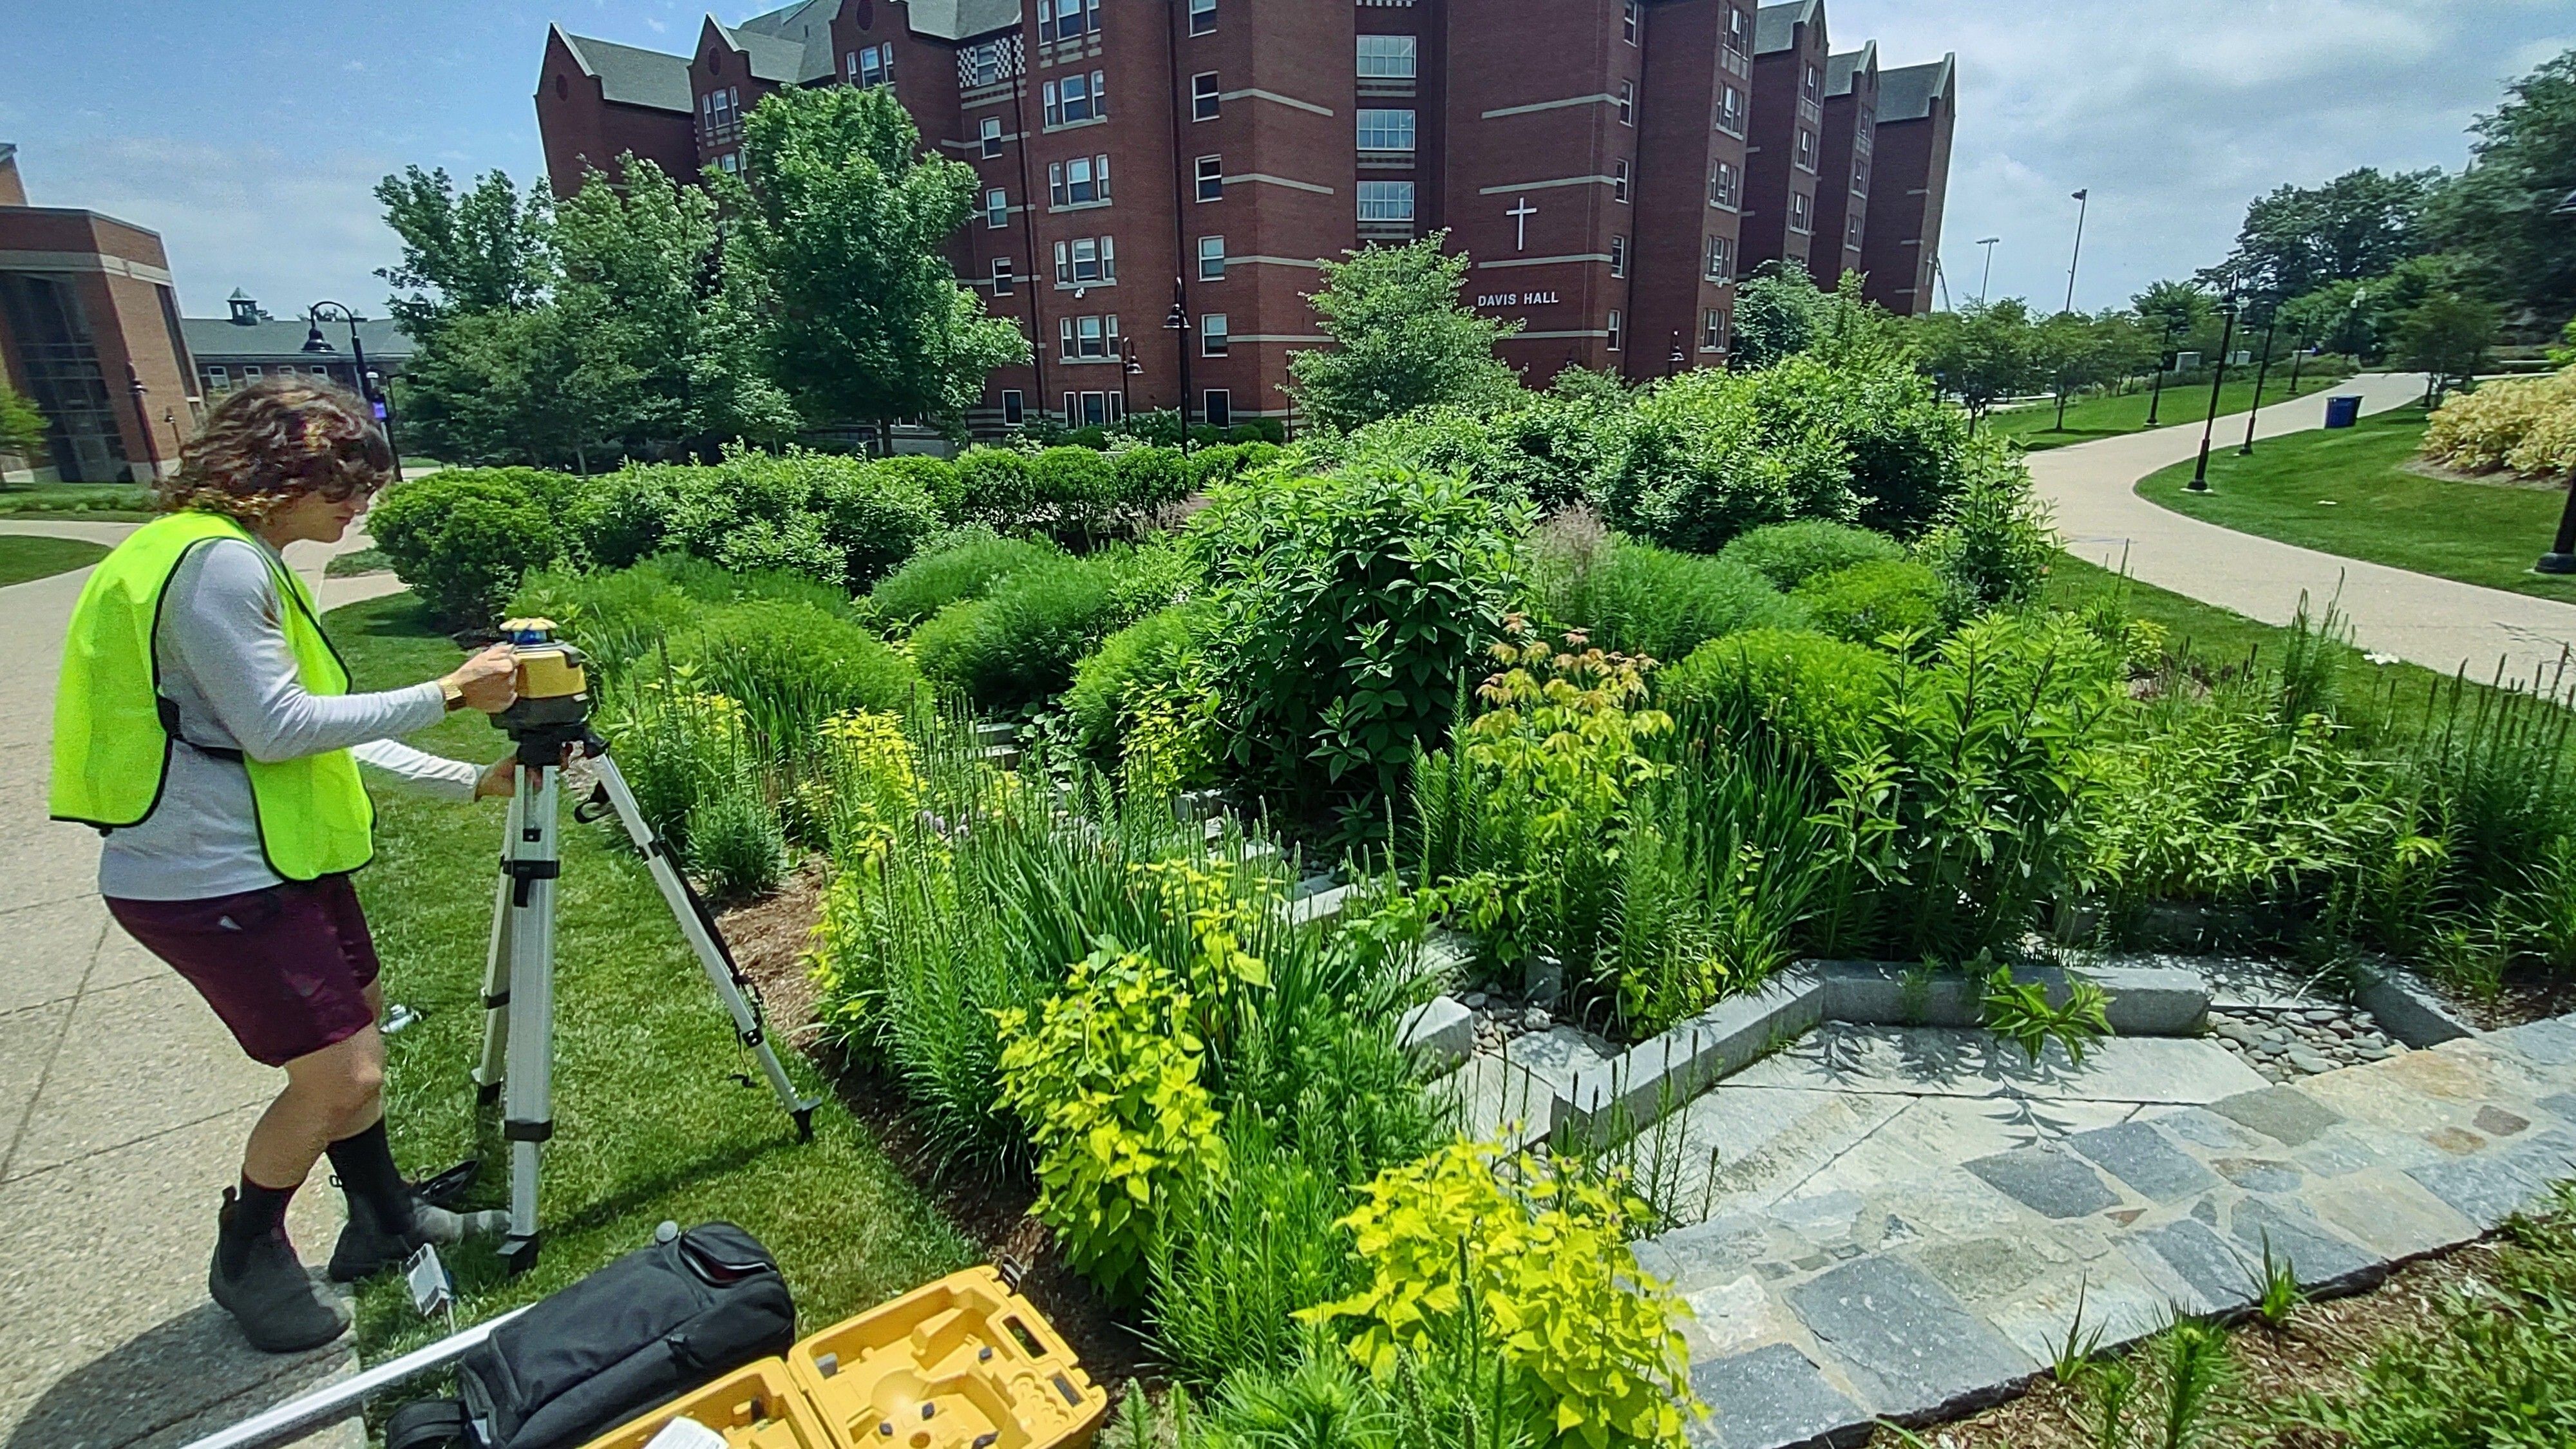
[2,0,2567,325]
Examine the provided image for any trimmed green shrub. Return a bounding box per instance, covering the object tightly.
[1748,350,1969,538]
[368,469,565,628]
[566,448,937,589]
[1794,559,1947,645]
[865,531,1065,625]
[1661,627,1891,762]
[1111,446,1190,519]
[875,455,962,525]
[1030,446,1117,540]
[1531,513,1806,665]
[813,460,943,590]
[512,554,862,675]
[1608,368,1854,552]
[951,448,1036,527]
[1191,462,1526,817]
[1066,605,1211,750]
[911,553,1129,710]
[1717,519,1908,590]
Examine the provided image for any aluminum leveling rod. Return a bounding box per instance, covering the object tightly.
[176,1306,531,1449]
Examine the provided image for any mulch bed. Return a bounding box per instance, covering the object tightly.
[1862,1240,2496,1448]
[715,869,1156,1392]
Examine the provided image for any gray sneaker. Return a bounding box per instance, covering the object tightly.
[209,1195,350,1354]
[327,1192,509,1282]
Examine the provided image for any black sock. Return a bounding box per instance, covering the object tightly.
[222,1174,298,1277]
[325,1120,418,1238]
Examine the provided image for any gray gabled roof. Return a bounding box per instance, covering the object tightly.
[1877,54,1955,122]
[711,19,823,83]
[1825,43,1875,97]
[734,0,842,80]
[906,0,1023,41]
[553,26,694,112]
[1754,0,1823,55]
[182,316,416,365]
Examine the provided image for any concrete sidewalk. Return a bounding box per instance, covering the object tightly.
[0,522,404,1449]
[2032,372,2576,688]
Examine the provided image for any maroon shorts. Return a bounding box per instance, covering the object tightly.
[106,875,382,1068]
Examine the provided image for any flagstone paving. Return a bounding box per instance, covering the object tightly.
[1643,1013,2576,1449]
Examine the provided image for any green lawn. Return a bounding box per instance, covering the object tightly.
[2132,407,2576,604]
[1994,368,2358,451]
[0,482,153,520]
[331,593,973,1358]
[0,535,108,587]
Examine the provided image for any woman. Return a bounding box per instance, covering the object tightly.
[51,377,520,1352]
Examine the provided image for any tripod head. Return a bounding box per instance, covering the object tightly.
[493,619,604,765]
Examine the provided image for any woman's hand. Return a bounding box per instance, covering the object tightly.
[442,645,518,715]
[474,755,521,800]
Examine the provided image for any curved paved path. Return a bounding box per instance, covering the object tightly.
[2034,372,2576,688]
[0,521,400,1449]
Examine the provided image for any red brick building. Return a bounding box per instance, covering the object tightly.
[1859,54,1955,316]
[0,143,202,482]
[1811,42,1875,287]
[533,0,1957,433]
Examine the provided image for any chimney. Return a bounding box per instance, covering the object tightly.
[0,143,26,208]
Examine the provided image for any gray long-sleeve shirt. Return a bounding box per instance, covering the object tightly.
[97,535,480,901]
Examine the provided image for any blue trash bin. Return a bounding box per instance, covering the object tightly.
[2324,395,2362,429]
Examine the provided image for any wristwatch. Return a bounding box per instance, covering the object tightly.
[440,677,467,712]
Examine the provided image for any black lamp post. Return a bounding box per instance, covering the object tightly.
[2188,285,2240,493]
[307,301,400,471]
[1163,283,1194,455]
[1669,332,1687,374]
[124,363,159,482]
[2237,306,2280,455]
[2145,314,2179,427]
[2528,190,2576,574]
[1119,336,1141,424]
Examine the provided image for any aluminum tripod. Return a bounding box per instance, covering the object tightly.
[471,734,817,1272]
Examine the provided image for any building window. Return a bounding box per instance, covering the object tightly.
[1054,235,1116,285]
[964,41,1008,86]
[1050,155,1110,206]
[1356,180,1416,222]
[1191,73,1220,121]
[1197,155,1223,202]
[1203,389,1232,430]
[992,257,1015,295]
[1189,0,1217,35]
[1795,128,1817,171]
[1201,312,1229,356]
[1613,159,1631,204]
[981,117,1003,158]
[1852,158,1869,195]
[1045,71,1106,126]
[1059,313,1120,359]
[848,43,895,89]
[1805,62,1821,98]
[1724,5,1751,57]
[700,86,741,144]
[712,151,742,174]
[1356,108,1416,152]
[1703,234,1732,281]
[1703,309,1726,351]
[243,365,262,378]
[1710,160,1739,209]
[205,365,229,392]
[1846,216,1864,249]
[1789,191,1812,233]
[1609,235,1627,278]
[986,188,1009,228]
[1616,81,1635,126]
[1039,0,1099,43]
[1002,390,1025,426]
[1198,236,1227,281]
[1716,85,1745,135]
[1606,309,1622,352]
[1356,34,1417,78]
[1623,0,1640,43]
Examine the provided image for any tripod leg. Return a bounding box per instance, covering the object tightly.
[498,766,562,1274]
[588,753,819,1139]
[471,788,521,1104]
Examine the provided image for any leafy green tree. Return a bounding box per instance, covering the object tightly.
[0,378,45,460]
[2032,311,2150,430]
[715,86,1027,450]
[2277,279,2378,359]
[372,167,553,336]
[1286,232,1523,431]
[2394,292,2500,400]
[1911,299,2037,428]
[2215,167,2439,303]
[2132,279,2215,361]
[2425,48,2576,325]
[1730,263,1830,371]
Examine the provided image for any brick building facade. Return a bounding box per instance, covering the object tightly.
[1858,55,1954,316]
[533,0,1956,433]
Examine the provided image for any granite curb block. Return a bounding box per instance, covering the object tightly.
[1557,961,2212,1145]
[2342,958,2479,1048]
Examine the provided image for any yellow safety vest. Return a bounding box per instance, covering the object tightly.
[50,511,374,880]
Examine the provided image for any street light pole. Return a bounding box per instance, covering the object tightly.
[2189,287,2239,493]
[309,301,401,469]
[2062,190,2088,315]
[1975,237,2000,307]
[2145,314,2178,427]
[124,363,160,483]
[1164,283,1194,456]
[2526,190,2576,573]
[2238,310,2279,455]
[1119,337,1139,424]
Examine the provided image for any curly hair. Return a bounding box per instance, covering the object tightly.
[158,375,395,520]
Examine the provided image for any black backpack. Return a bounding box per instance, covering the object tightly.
[386,1222,797,1449]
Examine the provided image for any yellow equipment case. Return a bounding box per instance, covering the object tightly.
[788,1267,1110,1449]
[573,1359,833,1449]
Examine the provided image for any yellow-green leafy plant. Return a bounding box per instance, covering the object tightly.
[2421,366,2576,478]
[1298,1138,1700,1449]
[804,708,923,865]
[993,949,1227,1300]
